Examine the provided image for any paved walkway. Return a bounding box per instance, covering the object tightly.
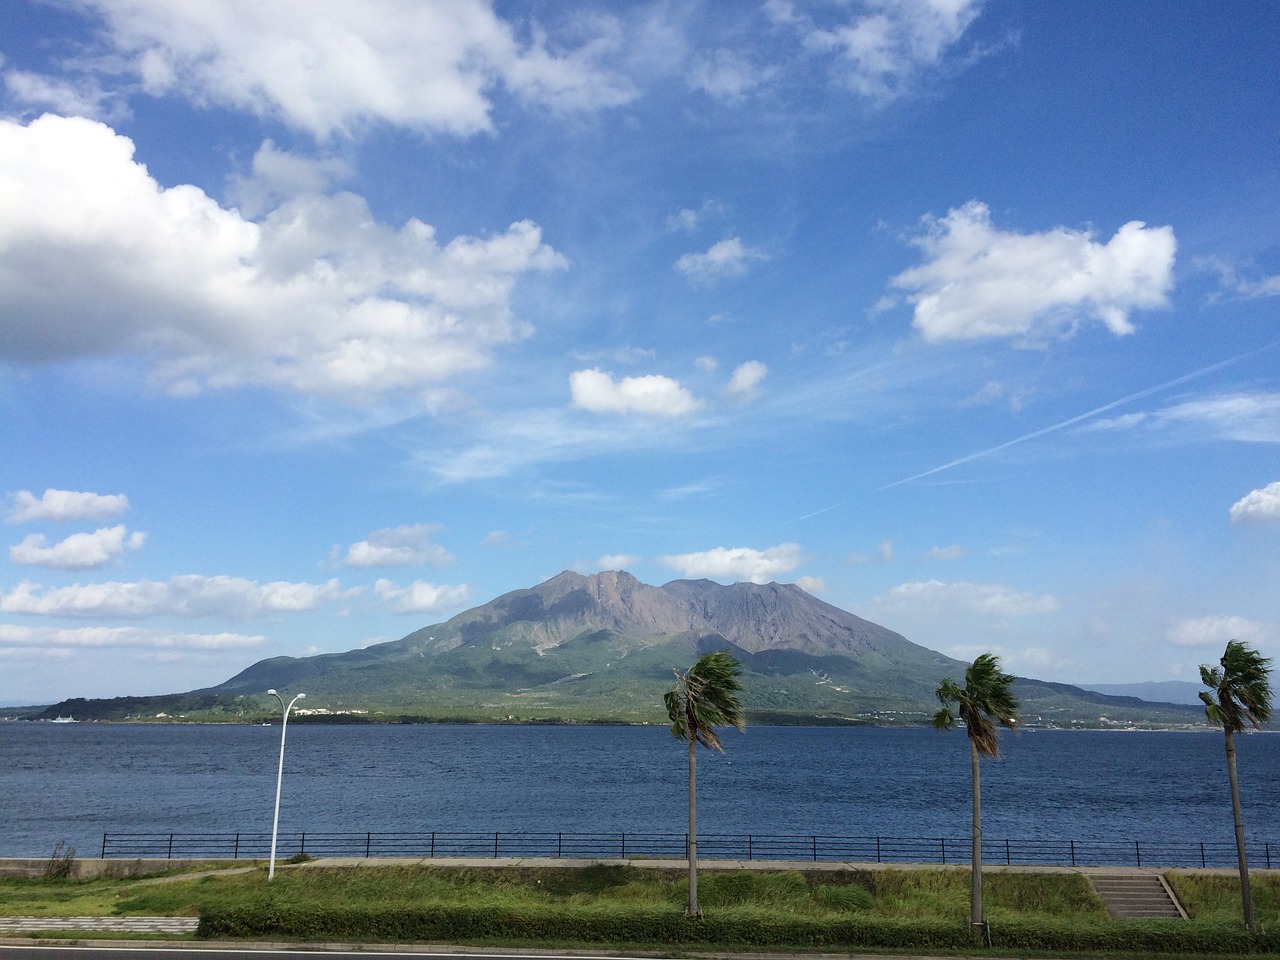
[0,916,198,934]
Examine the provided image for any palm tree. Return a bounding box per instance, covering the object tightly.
[665,650,745,918]
[1200,640,1273,931]
[933,653,1019,930]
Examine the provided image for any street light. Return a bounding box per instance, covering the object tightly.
[266,688,305,881]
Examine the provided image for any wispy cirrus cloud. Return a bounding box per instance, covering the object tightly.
[675,237,768,286]
[0,623,267,651]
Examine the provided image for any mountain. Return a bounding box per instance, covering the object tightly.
[26,570,1206,727]
[1078,680,1205,706]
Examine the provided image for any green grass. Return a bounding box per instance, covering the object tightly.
[4,864,1279,953]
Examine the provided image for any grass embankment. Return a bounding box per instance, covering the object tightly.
[3,864,1278,953]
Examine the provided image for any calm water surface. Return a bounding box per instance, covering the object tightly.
[1,723,1276,857]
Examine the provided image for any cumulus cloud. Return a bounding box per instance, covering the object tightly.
[1230,482,1280,525]
[1166,615,1271,649]
[0,114,566,400]
[891,201,1176,342]
[725,360,768,400]
[795,575,825,594]
[0,575,346,618]
[37,0,634,140]
[373,578,471,614]
[10,525,146,569]
[227,139,352,218]
[342,524,452,568]
[7,488,129,523]
[658,543,802,584]
[875,580,1058,617]
[570,368,702,417]
[796,0,985,102]
[674,237,768,285]
[0,623,266,651]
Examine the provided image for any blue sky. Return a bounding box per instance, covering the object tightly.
[2,1,1278,706]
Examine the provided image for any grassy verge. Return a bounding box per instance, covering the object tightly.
[3,863,1278,953]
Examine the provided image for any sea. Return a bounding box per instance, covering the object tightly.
[1,723,1277,859]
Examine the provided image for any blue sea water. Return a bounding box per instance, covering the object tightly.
[0,723,1276,858]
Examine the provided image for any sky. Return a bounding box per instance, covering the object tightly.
[1,1,1278,706]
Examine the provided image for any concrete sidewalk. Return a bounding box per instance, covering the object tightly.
[0,916,198,934]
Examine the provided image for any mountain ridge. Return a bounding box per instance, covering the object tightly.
[19,570,1207,728]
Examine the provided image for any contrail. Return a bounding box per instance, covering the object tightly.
[879,342,1280,491]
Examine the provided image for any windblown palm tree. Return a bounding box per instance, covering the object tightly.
[933,653,1019,930]
[665,650,745,919]
[1200,640,1273,931]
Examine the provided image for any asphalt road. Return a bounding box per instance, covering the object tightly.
[2,949,674,960]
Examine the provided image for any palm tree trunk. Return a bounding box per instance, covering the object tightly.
[687,731,701,918]
[1225,730,1255,930]
[970,738,983,927]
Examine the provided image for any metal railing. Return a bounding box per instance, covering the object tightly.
[100,831,1277,869]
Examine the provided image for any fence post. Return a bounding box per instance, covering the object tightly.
[300,832,307,856]
[1200,842,1205,869]
[494,832,499,858]
[557,832,563,858]
[876,837,882,863]
[101,834,108,859]
[813,836,818,861]
[940,838,946,864]
[167,833,174,859]
[1070,840,1076,867]
[430,831,435,859]
[1005,839,1011,865]
[234,833,240,860]
[365,833,372,858]
[748,835,754,861]
[1134,841,1140,867]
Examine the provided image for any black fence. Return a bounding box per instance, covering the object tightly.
[100,831,1277,869]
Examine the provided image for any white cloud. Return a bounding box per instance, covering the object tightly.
[876,580,1059,617]
[0,623,266,651]
[9,525,146,569]
[342,524,452,568]
[7,488,129,523]
[795,575,825,594]
[55,0,635,140]
[598,553,642,570]
[848,539,894,564]
[926,544,966,560]
[570,368,702,417]
[0,575,346,618]
[0,114,566,401]
[690,49,769,100]
[725,360,768,400]
[4,69,114,119]
[892,201,1176,342]
[1090,393,1280,444]
[1197,256,1280,302]
[801,0,985,102]
[227,139,352,218]
[1166,615,1271,649]
[373,578,471,614]
[1230,482,1280,525]
[658,543,802,584]
[674,237,768,285]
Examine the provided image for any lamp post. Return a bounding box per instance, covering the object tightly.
[267,688,305,880]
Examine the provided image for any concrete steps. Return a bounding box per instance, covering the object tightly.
[1090,873,1186,920]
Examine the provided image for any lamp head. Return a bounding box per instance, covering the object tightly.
[297,693,306,699]
[267,689,278,695]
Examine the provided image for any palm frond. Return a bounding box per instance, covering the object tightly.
[666,651,746,751]
[1202,641,1274,733]
[934,652,1019,759]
